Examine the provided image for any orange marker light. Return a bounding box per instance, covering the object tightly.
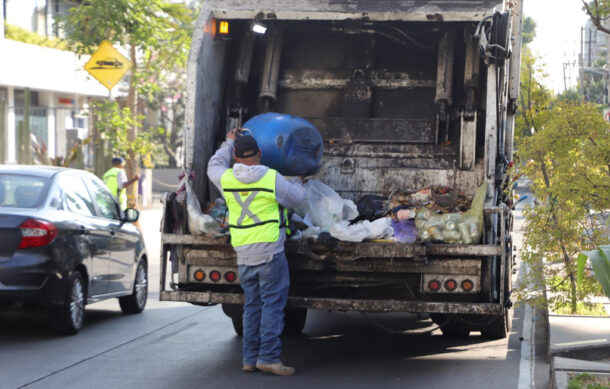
[219,21,229,34]
[461,279,474,292]
[194,269,205,281]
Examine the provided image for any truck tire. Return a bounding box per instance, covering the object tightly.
[283,308,307,335]
[222,304,244,336]
[221,304,307,336]
[431,314,471,338]
[481,308,511,339]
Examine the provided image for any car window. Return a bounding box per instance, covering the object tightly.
[0,174,49,208]
[83,176,120,220]
[62,175,96,217]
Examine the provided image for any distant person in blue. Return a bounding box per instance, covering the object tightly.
[208,128,305,376]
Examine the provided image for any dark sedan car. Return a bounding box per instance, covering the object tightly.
[0,165,148,335]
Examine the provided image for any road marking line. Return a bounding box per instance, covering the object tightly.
[17,308,208,389]
[518,304,535,389]
[555,339,608,347]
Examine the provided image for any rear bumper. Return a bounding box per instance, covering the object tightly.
[0,252,65,305]
[160,290,504,315]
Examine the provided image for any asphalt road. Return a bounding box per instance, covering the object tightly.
[0,199,543,389]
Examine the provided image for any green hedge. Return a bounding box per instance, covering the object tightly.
[4,22,69,51]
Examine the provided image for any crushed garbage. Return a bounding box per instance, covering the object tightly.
[391,218,418,244]
[187,173,487,245]
[414,184,486,244]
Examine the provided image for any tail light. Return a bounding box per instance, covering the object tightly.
[444,279,457,292]
[209,270,221,282]
[428,279,441,292]
[18,219,58,249]
[224,271,237,283]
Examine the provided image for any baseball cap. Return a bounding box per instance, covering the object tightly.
[112,157,125,165]
[234,135,259,158]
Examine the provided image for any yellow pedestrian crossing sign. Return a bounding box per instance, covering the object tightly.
[84,40,132,90]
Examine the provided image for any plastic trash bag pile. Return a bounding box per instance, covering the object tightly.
[185,180,228,236]
[185,174,485,245]
[290,179,486,245]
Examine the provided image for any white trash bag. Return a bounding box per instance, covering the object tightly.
[330,217,392,242]
[186,181,219,235]
[294,179,358,229]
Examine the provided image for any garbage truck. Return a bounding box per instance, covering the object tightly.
[159,0,523,339]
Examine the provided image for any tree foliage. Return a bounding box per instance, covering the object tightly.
[582,0,610,34]
[515,48,553,140]
[521,17,536,46]
[516,102,610,314]
[147,73,186,168]
[93,101,154,167]
[60,0,193,98]
[58,0,194,200]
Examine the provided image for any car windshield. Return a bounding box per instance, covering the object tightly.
[0,174,50,208]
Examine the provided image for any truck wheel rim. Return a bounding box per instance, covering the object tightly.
[135,265,148,308]
[70,278,84,328]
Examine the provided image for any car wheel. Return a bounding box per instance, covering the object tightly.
[119,261,148,314]
[53,271,85,335]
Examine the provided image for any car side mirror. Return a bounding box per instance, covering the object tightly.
[124,208,140,223]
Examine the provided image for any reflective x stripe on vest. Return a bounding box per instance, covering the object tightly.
[221,168,288,247]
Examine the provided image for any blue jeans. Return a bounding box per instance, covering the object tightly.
[238,252,290,366]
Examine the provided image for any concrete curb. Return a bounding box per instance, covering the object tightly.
[548,314,610,389]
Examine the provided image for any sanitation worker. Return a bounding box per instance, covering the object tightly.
[207,129,305,376]
[102,157,140,210]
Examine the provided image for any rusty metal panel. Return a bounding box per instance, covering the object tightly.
[160,291,503,314]
[279,69,435,90]
[426,244,502,256]
[317,159,485,199]
[287,240,427,260]
[162,233,230,245]
[309,118,435,143]
[205,0,506,22]
[333,258,481,274]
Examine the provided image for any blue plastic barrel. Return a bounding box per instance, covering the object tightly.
[243,113,324,176]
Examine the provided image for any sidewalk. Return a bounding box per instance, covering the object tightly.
[549,314,610,388]
[514,182,610,388]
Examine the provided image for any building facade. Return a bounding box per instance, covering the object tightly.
[1,0,110,165]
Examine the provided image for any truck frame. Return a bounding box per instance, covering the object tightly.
[160,0,523,339]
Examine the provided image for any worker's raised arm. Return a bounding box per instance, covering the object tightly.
[275,174,305,209]
[207,130,237,191]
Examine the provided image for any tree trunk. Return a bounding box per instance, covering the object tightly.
[168,101,179,167]
[126,42,139,208]
[570,275,578,314]
[540,159,578,313]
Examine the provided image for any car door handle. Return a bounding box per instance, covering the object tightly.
[79,226,90,235]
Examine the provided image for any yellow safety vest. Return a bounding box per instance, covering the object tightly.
[102,167,127,210]
[221,168,288,247]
